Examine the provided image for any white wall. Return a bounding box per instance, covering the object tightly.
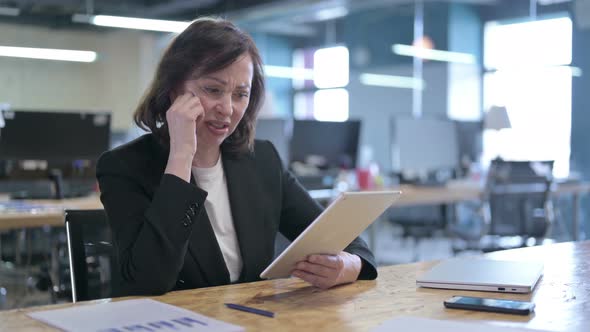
[0,23,170,130]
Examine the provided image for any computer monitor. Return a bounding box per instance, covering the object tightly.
[391,117,459,174]
[254,118,291,167]
[0,109,111,161]
[290,119,361,170]
[0,110,111,198]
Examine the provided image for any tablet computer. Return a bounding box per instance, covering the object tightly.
[260,190,401,279]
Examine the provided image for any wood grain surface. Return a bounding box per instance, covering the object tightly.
[1,241,588,331]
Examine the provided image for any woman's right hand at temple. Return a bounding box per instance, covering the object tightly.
[164,92,204,182]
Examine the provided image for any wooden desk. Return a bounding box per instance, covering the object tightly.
[0,196,103,231]
[1,241,588,331]
[397,180,590,207]
[310,180,590,207]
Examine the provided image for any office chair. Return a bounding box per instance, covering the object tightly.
[452,160,555,253]
[65,209,115,302]
[387,205,447,262]
[487,160,555,238]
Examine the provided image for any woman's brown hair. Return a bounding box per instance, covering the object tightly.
[133,17,265,156]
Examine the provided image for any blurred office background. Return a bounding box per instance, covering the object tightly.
[1,0,590,310]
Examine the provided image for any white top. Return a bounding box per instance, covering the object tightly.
[192,157,243,282]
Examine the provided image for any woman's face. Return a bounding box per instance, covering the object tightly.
[175,53,254,149]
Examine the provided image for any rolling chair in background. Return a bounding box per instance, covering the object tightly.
[451,160,555,253]
[64,209,116,302]
[486,160,555,240]
[387,205,448,262]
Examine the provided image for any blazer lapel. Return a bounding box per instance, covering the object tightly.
[186,170,231,286]
[222,150,271,282]
[186,202,230,286]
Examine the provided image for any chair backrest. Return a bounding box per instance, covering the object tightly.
[485,160,554,238]
[65,209,115,302]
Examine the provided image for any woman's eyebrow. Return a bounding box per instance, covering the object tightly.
[236,83,251,89]
[203,76,251,88]
[201,76,227,85]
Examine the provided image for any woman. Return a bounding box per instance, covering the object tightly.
[97,17,377,296]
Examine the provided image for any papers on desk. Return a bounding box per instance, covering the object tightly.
[372,317,552,332]
[28,299,244,332]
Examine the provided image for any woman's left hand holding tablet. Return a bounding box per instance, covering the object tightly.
[291,252,362,289]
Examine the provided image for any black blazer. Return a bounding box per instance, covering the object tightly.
[97,133,377,296]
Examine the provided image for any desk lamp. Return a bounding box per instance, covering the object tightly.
[484,105,512,162]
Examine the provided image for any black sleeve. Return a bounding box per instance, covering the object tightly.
[96,151,207,295]
[267,142,378,280]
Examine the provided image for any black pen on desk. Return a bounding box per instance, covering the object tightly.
[224,303,275,318]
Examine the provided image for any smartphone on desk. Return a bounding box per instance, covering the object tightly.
[444,296,535,315]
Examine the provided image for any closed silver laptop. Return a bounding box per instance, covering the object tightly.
[416,258,543,293]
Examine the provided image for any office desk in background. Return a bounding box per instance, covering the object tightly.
[1,241,589,331]
[0,195,103,231]
[310,180,590,254]
[396,180,590,241]
[1,180,588,237]
[0,180,588,265]
[310,180,590,207]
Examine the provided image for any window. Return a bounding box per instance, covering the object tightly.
[313,88,349,122]
[483,16,573,178]
[313,46,349,89]
[293,46,350,122]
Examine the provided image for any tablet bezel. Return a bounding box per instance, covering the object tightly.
[260,190,401,279]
